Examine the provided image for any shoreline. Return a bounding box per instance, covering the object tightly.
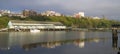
[0,28,112,32]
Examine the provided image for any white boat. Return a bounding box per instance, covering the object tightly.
[30,29,40,32]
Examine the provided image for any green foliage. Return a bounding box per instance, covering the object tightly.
[0,16,120,29]
[0,16,10,28]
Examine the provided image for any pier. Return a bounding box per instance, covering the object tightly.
[112,24,120,54]
[8,28,70,32]
[0,28,8,32]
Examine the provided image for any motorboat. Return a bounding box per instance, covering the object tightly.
[30,29,40,32]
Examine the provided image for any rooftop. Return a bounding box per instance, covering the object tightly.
[9,20,64,26]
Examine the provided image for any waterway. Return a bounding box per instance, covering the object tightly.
[0,31,119,54]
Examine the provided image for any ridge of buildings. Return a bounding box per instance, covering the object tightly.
[0,9,101,19]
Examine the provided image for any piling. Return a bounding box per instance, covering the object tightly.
[112,28,118,49]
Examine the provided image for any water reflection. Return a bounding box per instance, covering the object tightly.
[22,38,107,51]
[0,31,110,51]
[0,32,9,50]
[112,36,118,49]
[112,33,120,54]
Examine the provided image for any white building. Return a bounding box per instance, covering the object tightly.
[78,12,84,17]
[8,20,66,30]
[74,12,85,18]
[93,17,101,19]
[0,10,11,14]
[41,10,61,16]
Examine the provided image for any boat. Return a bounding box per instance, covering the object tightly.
[30,29,40,32]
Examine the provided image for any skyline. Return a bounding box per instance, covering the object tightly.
[0,0,120,20]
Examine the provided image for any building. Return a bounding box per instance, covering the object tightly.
[92,17,101,19]
[29,10,37,16]
[8,20,66,30]
[74,12,85,18]
[22,9,29,17]
[22,9,37,17]
[0,10,11,16]
[9,13,25,18]
[41,10,61,16]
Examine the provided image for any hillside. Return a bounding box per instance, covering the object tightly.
[0,16,120,29]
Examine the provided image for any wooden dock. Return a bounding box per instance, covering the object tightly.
[0,28,8,32]
[111,24,120,54]
[7,28,71,32]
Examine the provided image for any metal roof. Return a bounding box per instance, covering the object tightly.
[9,20,64,26]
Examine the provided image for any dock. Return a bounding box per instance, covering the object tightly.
[111,24,120,54]
[8,28,70,32]
[0,28,8,32]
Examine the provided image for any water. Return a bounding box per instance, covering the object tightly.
[0,31,119,54]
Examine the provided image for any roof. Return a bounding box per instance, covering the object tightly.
[9,20,64,26]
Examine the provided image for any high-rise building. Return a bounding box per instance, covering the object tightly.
[22,9,29,17]
[29,10,37,16]
[22,9,37,17]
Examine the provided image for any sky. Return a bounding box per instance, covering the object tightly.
[0,0,120,20]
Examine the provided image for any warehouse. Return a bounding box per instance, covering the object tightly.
[8,20,66,31]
